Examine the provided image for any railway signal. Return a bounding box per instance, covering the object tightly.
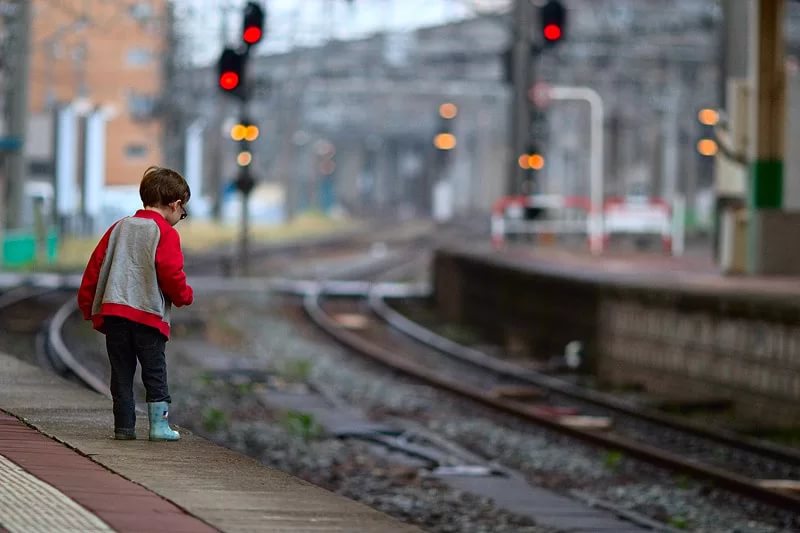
[217,47,245,97]
[539,0,566,47]
[242,1,265,46]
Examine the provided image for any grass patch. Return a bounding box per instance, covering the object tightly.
[202,407,228,432]
[668,516,689,529]
[276,359,313,383]
[281,411,322,442]
[178,212,356,253]
[602,450,623,471]
[38,212,358,271]
[197,371,216,386]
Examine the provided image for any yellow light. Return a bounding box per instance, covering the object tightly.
[697,139,718,156]
[528,154,545,170]
[237,150,253,166]
[244,125,259,141]
[434,133,456,150]
[439,102,458,119]
[698,108,719,126]
[518,154,531,169]
[231,124,247,141]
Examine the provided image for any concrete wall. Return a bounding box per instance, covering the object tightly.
[598,297,800,426]
[434,247,800,427]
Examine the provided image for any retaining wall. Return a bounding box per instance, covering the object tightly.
[433,246,800,427]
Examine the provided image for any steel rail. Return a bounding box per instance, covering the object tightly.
[305,291,800,512]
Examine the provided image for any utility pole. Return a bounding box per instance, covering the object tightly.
[507,0,533,196]
[211,2,236,221]
[5,0,31,231]
[747,0,786,274]
[216,1,264,276]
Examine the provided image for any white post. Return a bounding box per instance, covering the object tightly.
[672,194,686,256]
[55,105,79,228]
[83,109,107,234]
[185,119,205,198]
[490,213,505,249]
[548,86,605,254]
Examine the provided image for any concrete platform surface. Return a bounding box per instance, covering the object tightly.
[0,352,420,533]
[458,242,800,302]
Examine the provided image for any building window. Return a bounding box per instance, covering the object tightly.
[125,144,148,159]
[126,47,154,66]
[127,90,158,121]
[129,2,154,22]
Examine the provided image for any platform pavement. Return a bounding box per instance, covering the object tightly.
[0,351,421,533]
[486,242,800,300]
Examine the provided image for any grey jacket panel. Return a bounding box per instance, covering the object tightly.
[91,217,171,323]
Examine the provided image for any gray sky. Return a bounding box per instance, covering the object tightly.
[174,0,511,65]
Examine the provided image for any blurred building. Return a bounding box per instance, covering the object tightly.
[167,1,800,226]
[177,14,509,221]
[24,0,167,229]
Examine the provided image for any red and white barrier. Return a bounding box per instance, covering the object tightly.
[491,194,683,255]
[602,197,673,253]
[490,195,592,250]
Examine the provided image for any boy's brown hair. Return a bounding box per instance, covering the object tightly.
[139,166,191,207]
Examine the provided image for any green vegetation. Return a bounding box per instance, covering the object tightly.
[668,516,689,529]
[281,411,322,442]
[197,371,216,386]
[202,407,228,432]
[235,381,256,396]
[675,475,691,490]
[277,359,313,382]
[602,450,623,471]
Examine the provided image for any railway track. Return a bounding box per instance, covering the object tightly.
[0,221,433,388]
[303,288,800,515]
[0,287,78,377]
[15,223,795,525]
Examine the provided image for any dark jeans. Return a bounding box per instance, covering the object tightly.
[104,316,170,430]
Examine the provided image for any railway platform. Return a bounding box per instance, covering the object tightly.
[0,351,420,533]
[0,331,659,532]
[434,241,800,427]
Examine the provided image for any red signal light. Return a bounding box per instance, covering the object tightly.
[219,72,239,91]
[543,23,562,41]
[243,26,262,44]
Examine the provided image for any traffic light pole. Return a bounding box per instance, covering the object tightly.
[238,101,253,277]
[239,170,251,276]
[216,1,264,276]
[507,0,534,196]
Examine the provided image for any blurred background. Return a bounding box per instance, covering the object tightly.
[1,0,800,267]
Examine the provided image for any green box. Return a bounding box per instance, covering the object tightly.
[2,228,59,268]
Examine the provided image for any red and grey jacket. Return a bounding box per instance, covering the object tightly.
[77,209,193,339]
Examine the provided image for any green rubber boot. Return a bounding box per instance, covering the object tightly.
[147,402,180,441]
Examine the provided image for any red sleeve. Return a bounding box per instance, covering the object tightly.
[77,224,116,319]
[155,226,193,307]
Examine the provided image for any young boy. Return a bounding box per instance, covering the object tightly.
[78,166,193,441]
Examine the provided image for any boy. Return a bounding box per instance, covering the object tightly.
[78,166,193,441]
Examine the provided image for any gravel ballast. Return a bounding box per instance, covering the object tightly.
[160,291,798,533]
